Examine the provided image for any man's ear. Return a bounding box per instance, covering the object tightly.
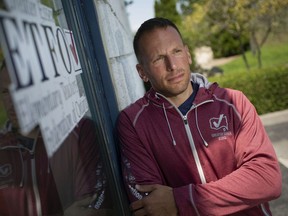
[136,64,149,82]
[185,45,192,65]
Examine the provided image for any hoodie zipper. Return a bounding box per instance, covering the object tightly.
[182,101,212,184]
[183,115,206,184]
[31,155,42,216]
[30,136,42,216]
[155,92,212,184]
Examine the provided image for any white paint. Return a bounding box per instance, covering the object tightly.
[95,0,145,111]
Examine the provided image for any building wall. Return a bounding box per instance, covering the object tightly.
[93,0,145,111]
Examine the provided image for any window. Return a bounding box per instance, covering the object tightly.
[0,0,129,215]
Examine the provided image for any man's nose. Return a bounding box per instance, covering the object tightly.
[165,55,177,71]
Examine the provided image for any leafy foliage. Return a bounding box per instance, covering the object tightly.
[178,0,206,16]
[208,30,250,58]
[155,0,181,26]
[209,37,288,115]
[178,0,288,69]
[210,66,288,115]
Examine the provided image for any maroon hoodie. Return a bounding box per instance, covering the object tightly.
[117,73,281,216]
[0,118,106,215]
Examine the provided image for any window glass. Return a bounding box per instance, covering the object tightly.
[0,0,114,215]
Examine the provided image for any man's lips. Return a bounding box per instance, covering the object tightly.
[167,73,184,83]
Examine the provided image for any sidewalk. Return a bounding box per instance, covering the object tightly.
[260,109,288,216]
[260,109,288,168]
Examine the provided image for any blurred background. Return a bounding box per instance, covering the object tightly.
[0,1,287,215]
[126,0,288,116]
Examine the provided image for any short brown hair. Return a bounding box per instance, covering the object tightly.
[133,17,183,62]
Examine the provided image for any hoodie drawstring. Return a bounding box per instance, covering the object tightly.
[162,103,177,146]
[195,107,208,147]
[18,148,24,187]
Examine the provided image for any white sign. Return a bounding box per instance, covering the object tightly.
[0,0,88,157]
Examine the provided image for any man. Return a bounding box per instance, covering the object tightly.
[117,18,282,216]
[0,62,113,215]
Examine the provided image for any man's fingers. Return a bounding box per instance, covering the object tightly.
[132,207,146,216]
[130,199,144,211]
[130,185,177,216]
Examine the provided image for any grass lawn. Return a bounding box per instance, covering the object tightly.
[219,37,288,75]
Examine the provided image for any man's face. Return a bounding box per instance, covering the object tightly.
[136,26,192,104]
[0,66,19,128]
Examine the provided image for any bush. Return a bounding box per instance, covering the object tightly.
[208,31,250,58]
[209,65,288,115]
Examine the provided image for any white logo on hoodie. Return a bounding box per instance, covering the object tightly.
[209,114,228,131]
[0,164,12,177]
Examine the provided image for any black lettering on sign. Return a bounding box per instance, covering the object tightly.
[0,16,34,90]
[0,12,77,91]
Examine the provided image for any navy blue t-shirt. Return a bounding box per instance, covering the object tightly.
[178,82,199,115]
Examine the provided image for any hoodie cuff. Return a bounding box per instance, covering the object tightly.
[173,184,199,216]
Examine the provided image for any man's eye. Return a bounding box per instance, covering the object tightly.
[174,49,182,54]
[153,56,164,63]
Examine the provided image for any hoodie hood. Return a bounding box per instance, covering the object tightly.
[190,72,213,89]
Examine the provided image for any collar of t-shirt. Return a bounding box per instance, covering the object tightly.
[178,82,199,115]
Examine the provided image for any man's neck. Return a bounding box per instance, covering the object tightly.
[167,84,193,107]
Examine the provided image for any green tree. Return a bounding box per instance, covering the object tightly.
[180,0,288,71]
[204,0,252,70]
[177,3,209,70]
[155,0,181,26]
[247,0,288,68]
[178,0,206,16]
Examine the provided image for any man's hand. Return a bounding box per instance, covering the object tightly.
[130,184,178,216]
